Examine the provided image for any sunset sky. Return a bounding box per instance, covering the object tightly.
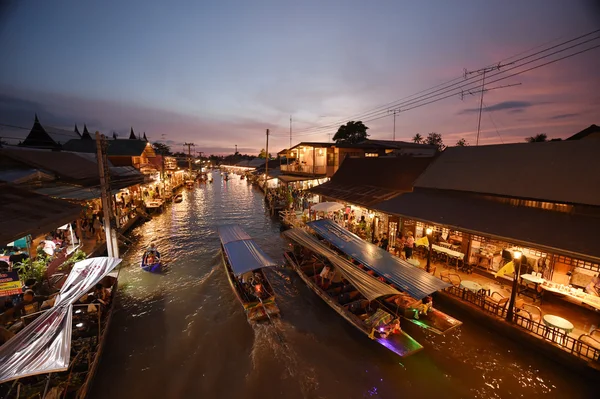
[0,0,598,155]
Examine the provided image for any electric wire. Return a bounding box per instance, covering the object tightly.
[277,38,600,139]
[285,30,600,137]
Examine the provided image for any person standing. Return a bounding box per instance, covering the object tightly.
[379,233,389,251]
[405,232,415,259]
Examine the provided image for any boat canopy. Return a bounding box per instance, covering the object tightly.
[307,220,450,300]
[0,257,122,384]
[218,225,277,276]
[283,228,400,301]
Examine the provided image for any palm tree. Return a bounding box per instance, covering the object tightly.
[525,133,548,143]
[412,133,423,144]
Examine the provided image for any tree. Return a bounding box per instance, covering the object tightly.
[525,133,548,143]
[333,121,369,144]
[412,133,423,144]
[152,142,172,155]
[425,132,445,151]
[455,138,469,147]
[258,148,272,159]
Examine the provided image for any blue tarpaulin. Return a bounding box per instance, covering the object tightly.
[217,225,277,276]
[307,219,450,299]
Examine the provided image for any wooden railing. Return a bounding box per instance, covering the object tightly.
[444,286,600,362]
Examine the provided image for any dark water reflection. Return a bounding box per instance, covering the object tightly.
[90,173,594,399]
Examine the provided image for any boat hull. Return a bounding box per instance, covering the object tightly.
[284,251,422,357]
[220,249,280,322]
[141,261,162,273]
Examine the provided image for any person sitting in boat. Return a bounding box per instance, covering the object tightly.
[379,318,402,338]
[145,243,160,263]
[318,265,331,286]
[250,272,265,298]
[411,296,433,320]
[93,283,111,305]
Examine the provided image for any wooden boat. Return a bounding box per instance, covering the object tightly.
[306,219,461,335]
[217,225,280,322]
[174,193,183,203]
[145,199,164,213]
[141,249,162,273]
[282,228,423,357]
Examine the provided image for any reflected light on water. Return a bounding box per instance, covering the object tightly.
[89,171,594,399]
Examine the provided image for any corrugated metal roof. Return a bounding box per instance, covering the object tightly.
[307,219,450,299]
[217,225,277,275]
[374,190,600,262]
[414,140,600,207]
[0,183,82,244]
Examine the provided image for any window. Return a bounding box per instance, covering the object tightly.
[554,255,599,272]
[327,153,335,166]
[365,153,379,157]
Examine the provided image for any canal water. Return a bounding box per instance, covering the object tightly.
[90,172,594,399]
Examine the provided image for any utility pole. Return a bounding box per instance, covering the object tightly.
[387,108,400,141]
[288,115,292,168]
[184,142,195,178]
[235,144,238,154]
[264,129,269,191]
[95,132,119,258]
[465,65,503,146]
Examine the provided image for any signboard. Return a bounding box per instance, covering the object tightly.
[0,271,22,296]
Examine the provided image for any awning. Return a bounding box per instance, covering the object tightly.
[373,190,600,262]
[0,183,82,245]
[310,182,402,207]
[307,219,450,299]
[217,225,277,275]
[283,228,400,301]
[34,184,125,201]
[278,175,318,183]
[0,257,121,384]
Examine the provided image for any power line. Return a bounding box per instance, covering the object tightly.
[290,29,600,136]
[287,37,600,139]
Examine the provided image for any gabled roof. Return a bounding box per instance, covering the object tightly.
[309,157,434,207]
[414,140,600,207]
[62,138,149,156]
[129,127,136,140]
[566,124,600,141]
[74,125,81,137]
[20,116,80,148]
[81,124,93,140]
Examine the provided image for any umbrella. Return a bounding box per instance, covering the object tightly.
[311,202,344,212]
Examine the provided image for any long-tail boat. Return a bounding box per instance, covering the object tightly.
[217,225,280,322]
[306,219,462,335]
[282,228,423,357]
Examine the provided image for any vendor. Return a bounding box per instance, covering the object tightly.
[585,275,600,297]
